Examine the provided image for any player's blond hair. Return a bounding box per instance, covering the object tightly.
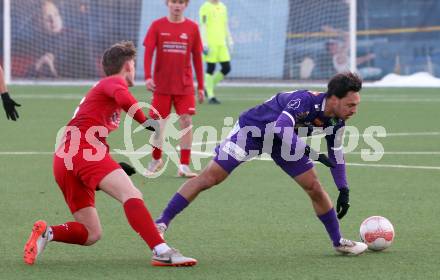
[102,41,136,76]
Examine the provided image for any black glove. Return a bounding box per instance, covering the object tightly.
[1,92,21,121]
[304,146,335,168]
[336,188,350,219]
[119,162,136,176]
[145,124,155,132]
[317,153,335,168]
[143,119,159,132]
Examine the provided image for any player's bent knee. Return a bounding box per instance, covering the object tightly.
[303,180,324,198]
[221,66,231,76]
[220,62,231,76]
[199,172,225,190]
[179,115,192,128]
[81,225,102,246]
[84,231,102,246]
[206,63,216,75]
[125,187,143,201]
[202,175,217,190]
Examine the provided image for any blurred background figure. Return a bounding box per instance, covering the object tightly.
[199,0,233,104]
[9,0,95,79]
[27,0,94,78]
[319,25,382,80]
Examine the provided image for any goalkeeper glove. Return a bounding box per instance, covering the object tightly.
[2,92,21,121]
[304,146,335,168]
[336,188,350,219]
[119,162,136,176]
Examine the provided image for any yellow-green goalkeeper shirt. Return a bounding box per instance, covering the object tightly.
[199,1,229,46]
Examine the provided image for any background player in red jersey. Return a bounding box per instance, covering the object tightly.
[23,41,197,267]
[143,0,205,178]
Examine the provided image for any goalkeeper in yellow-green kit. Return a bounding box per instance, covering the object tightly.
[199,0,233,104]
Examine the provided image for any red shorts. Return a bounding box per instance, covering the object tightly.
[149,93,195,119]
[53,149,120,214]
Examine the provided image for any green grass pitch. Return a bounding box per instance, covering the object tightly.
[1,85,439,279]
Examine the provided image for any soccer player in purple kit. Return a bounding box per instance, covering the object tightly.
[156,72,368,255]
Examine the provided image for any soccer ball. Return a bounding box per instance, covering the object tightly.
[359,216,395,251]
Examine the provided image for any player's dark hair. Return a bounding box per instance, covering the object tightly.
[327,72,362,99]
[102,41,136,76]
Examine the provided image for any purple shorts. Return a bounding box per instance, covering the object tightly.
[214,124,314,178]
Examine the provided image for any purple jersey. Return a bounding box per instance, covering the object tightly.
[239,90,344,134]
[235,90,348,189]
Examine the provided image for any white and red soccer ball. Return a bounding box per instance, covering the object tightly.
[360,216,395,251]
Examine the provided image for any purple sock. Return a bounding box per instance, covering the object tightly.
[318,208,342,247]
[155,193,189,226]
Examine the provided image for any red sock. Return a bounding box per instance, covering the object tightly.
[180,149,191,165]
[123,198,165,250]
[152,147,162,160]
[51,222,88,245]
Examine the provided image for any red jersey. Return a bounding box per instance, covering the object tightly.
[67,76,147,136]
[143,17,204,95]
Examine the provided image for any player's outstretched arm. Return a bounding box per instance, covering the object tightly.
[143,24,157,91]
[113,87,149,125]
[325,131,348,186]
[192,26,205,103]
[111,87,159,133]
[325,128,350,219]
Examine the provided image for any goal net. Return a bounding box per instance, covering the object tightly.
[9,0,440,84]
[6,0,354,83]
[9,0,143,82]
[283,0,353,80]
[136,0,354,81]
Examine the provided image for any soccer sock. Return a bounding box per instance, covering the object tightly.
[50,222,88,245]
[123,198,165,250]
[317,208,342,247]
[153,243,171,255]
[152,147,162,160]
[180,149,191,165]
[205,73,215,98]
[156,193,189,227]
[213,71,225,87]
[46,227,54,241]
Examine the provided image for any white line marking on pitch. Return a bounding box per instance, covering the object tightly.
[190,132,440,147]
[1,151,440,170]
[14,94,83,100]
[0,152,53,155]
[189,151,440,171]
[343,162,440,170]
[1,150,440,156]
[14,94,440,103]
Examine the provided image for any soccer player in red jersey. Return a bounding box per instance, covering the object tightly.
[23,41,197,267]
[143,0,205,178]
